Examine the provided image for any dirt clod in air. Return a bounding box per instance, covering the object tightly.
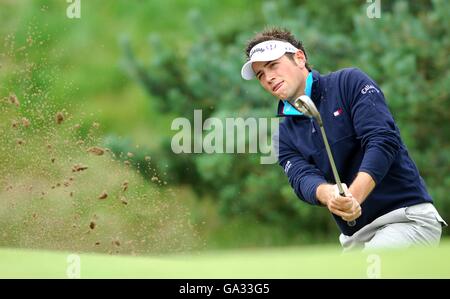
[21,117,30,127]
[144,156,151,162]
[89,221,96,230]
[127,152,134,158]
[55,111,64,124]
[87,146,105,156]
[9,93,20,106]
[98,190,108,200]
[120,196,128,205]
[72,163,88,172]
[121,180,128,192]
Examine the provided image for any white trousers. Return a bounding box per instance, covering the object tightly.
[339,203,447,252]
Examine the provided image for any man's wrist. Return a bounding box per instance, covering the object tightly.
[315,183,330,206]
[349,172,376,205]
[348,186,361,203]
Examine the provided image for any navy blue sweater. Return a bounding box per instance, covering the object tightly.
[276,68,432,236]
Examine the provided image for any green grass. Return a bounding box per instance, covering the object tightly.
[1,241,450,278]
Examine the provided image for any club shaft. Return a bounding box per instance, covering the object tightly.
[289,96,355,226]
[319,126,344,195]
[319,125,356,227]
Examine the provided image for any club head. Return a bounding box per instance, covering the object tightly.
[292,95,322,125]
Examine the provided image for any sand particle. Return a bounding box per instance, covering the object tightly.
[98,190,108,200]
[87,146,105,156]
[55,112,64,124]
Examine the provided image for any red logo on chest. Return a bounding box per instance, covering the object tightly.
[333,108,343,117]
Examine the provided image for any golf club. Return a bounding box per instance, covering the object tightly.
[288,95,356,227]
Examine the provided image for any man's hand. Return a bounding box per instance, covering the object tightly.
[316,183,362,222]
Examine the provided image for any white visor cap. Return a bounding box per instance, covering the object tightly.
[241,40,299,80]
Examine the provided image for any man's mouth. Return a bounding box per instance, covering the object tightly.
[272,81,284,92]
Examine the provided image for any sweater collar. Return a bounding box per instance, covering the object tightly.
[277,70,321,117]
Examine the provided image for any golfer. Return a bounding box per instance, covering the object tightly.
[241,27,447,251]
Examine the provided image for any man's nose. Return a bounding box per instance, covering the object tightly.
[265,71,276,85]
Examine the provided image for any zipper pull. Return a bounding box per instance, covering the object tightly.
[310,118,316,133]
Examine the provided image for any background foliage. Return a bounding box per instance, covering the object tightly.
[122,0,450,242]
[0,0,448,253]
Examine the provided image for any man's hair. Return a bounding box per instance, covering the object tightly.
[245,27,311,71]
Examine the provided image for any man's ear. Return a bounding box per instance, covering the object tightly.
[294,50,306,68]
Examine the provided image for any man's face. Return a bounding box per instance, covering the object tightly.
[252,52,307,101]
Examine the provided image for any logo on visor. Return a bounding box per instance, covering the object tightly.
[249,43,278,57]
[250,47,265,57]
